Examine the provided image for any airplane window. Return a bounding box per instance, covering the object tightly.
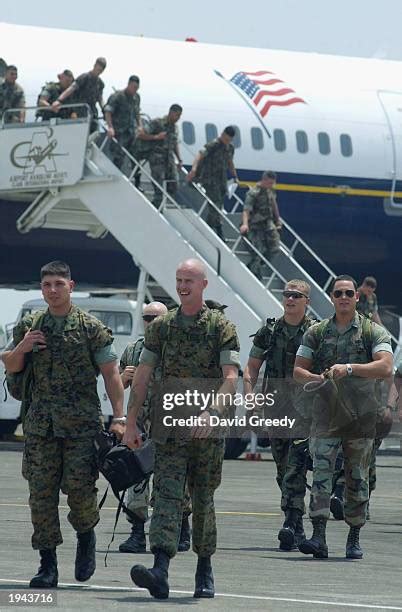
[89,310,132,335]
[205,123,218,142]
[251,127,264,150]
[232,125,241,148]
[318,132,331,155]
[296,130,308,154]
[340,134,353,157]
[182,121,195,145]
[273,129,286,152]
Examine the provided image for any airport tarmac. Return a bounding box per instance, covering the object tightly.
[0,441,401,612]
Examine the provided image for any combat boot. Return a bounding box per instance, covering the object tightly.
[119,520,146,553]
[130,549,170,599]
[177,515,191,552]
[298,517,328,559]
[277,509,302,551]
[330,484,345,520]
[346,526,363,559]
[30,549,58,588]
[194,556,214,598]
[75,528,96,582]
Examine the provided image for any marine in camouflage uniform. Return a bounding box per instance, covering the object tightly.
[0,65,25,123]
[241,171,281,280]
[36,69,75,121]
[188,126,238,239]
[2,261,124,588]
[244,280,315,551]
[137,104,183,208]
[295,275,392,559]
[125,258,240,599]
[104,75,141,171]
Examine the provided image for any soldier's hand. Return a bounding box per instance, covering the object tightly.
[19,330,47,353]
[328,364,348,380]
[275,221,283,231]
[109,420,125,440]
[155,131,167,141]
[122,423,143,449]
[51,101,61,112]
[107,126,115,139]
[187,169,195,182]
[121,366,136,386]
[239,224,249,235]
[191,410,214,439]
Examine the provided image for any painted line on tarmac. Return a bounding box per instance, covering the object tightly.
[0,503,280,516]
[1,579,402,610]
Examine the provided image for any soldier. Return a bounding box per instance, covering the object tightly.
[53,57,107,132]
[118,301,192,555]
[123,258,240,600]
[1,261,125,588]
[0,64,25,123]
[240,170,282,280]
[357,276,383,325]
[294,274,392,559]
[137,104,183,208]
[36,69,75,121]
[243,280,315,551]
[187,126,238,240]
[104,75,142,171]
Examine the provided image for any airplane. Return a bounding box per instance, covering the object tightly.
[0,21,401,313]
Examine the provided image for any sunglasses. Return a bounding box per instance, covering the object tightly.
[333,289,355,298]
[283,291,308,299]
[142,315,158,322]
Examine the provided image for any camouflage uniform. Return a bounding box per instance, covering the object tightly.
[140,304,240,558]
[297,313,392,526]
[14,306,115,550]
[146,116,179,207]
[72,71,105,132]
[104,89,141,171]
[357,291,378,319]
[0,81,25,123]
[119,337,192,523]
[196,138,235,238]
[36,82,77,121]
[244,185,280,280]
[250,315,315,514]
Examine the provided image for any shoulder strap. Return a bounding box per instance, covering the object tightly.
[360,314,373,360]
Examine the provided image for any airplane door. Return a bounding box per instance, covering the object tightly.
[377,91,402,209]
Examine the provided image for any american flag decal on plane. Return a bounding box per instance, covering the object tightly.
[230,70,306,117]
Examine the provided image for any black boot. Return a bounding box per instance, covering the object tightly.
[30,549,58,588]
[119,520,146,553]
[346,526,363,559]
[130,549,170,599]
[278,509,301,551]
[178,515,191,552]
[194,556,214,598]
[298,518,328,559]
[294,514,306,548]
[75,528,96,582]
[330,485,345,520]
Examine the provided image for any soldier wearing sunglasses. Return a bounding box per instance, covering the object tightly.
[294,274,393,560]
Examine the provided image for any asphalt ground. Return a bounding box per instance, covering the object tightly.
[0,440,401,612]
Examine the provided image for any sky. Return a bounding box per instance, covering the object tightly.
[1,0,402,330]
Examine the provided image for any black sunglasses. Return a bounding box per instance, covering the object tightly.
[283,290,308,299]
[333,289,355,298]
[143,315,158,322]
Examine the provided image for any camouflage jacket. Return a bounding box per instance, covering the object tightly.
[104,89,140,136]
[13,305,114,438]
[196,138,234,187]
[147,116,178,157]
[36,82,77,120]
[0,81,25,122]
[73,71,104,117]
[356,291,378,318]
[244,185,278,229]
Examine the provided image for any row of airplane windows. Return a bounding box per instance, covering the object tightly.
[181,122,354,157]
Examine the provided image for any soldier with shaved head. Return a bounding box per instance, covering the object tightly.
[123,258,240,600]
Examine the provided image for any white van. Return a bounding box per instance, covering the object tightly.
[0,295,143,435]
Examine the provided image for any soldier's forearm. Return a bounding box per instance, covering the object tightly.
[103,370,124,417]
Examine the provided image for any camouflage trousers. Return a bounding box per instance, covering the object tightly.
[247,226,280,280]
[126,476,192,523]
[22,434,99,550]
[270,438,308,514]
[309,437,373,527]
[202,182,226,239]
[333,437,383,495]
[111,132,137,173]
[149,152,178,208]
[150,438,224,558]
